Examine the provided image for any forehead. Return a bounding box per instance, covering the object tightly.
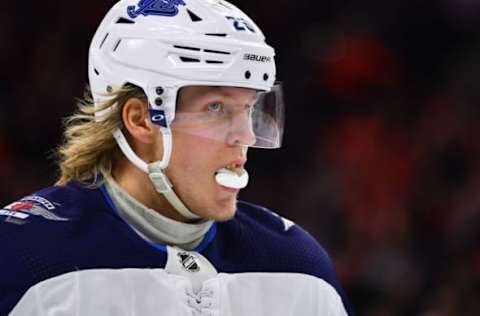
[177,86,258,104]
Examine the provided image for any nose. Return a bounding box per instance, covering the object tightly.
[226,112,256,147]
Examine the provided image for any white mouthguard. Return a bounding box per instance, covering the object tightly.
[215,168,249,189]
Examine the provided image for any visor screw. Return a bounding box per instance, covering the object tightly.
[106,85,113,93]
[155,97,163,106]
[263,73,269,81]
[155,87,164,95]
[245,71,251,79]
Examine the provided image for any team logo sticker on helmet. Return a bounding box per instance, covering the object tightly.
[127,0,186,19]
[0,195,69,225]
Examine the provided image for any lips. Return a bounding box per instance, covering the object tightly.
[215,158,247,176]
[215,158,247,177]
[218,164,245,176]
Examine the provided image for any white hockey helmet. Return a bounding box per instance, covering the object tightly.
[88,0,283,219]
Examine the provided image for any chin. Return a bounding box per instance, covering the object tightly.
[206,199,237,222]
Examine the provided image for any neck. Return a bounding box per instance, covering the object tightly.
[111,158,192,223]
[104,176,213,250]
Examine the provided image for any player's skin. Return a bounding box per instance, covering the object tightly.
[112,86,258,223]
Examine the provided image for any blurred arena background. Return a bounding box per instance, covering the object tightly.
[1,0,479,315]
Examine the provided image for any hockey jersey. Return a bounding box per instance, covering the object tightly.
[0,181,353,315]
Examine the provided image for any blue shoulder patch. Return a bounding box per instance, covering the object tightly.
[127,0,186,19]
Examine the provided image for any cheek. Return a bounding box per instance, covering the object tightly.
[170,133,221,175]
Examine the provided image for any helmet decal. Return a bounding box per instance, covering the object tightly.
[225,16,256,33]
[127,0,186,19]
[149,109,167,127]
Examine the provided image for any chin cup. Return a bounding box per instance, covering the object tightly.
[215,168,249,189]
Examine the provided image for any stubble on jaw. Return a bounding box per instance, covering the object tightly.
[194,196,239,222]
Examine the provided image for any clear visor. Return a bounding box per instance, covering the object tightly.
[171,84,284,149]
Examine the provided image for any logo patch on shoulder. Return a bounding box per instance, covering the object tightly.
[127,0,186,19]
[264,207,295,231]
[1,195,69,224]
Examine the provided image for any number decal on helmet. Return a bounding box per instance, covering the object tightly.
[225,16,256,33]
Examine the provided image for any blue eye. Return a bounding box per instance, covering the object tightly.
[207,103,223,112]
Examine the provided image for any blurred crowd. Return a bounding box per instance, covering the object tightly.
[1,1,479,315]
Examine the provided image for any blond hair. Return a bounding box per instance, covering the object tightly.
[55,84,147,186]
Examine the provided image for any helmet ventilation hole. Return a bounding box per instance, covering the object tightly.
[187,9,202,22]
[245,71,251,79]
[174,45,201,51]
[206,60,224,64]
[263,73,269,81]
[113,40,122,52]
[99,33,109,49]
[204,49,230,55]
[180,56,200,63]
[204,33,227,37]
[116,17,135,24]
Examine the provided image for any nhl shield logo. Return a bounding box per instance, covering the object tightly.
[127,0,186,19]
[177,252,200,272]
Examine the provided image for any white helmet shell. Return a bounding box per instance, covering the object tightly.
[89,0,276,125]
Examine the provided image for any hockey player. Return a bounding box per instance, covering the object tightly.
[0,0,353,315]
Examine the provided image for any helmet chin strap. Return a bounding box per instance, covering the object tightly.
[112,128,202,221]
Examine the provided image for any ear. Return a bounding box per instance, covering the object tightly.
[122,97,156,145]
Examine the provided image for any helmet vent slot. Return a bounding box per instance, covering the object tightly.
[203,49,230,55]
[99,33,109,49]
[174,45,201,51]
[94,68,100,76]
[187,9,202,22]
[116,17,135,24]
[206,60,224,64]
[113,40,122,52]
[205,33,227,37]
[180,57,200,63]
